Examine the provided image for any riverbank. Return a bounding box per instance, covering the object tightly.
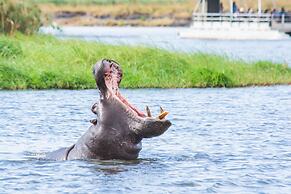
[35,0,291,27]
[39,2,193,27]
[0,34,290,89]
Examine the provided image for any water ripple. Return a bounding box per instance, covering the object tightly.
[0,86,291,193]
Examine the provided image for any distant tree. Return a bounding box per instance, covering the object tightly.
[0,0,41,35]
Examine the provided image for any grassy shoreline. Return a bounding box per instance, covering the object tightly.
[35,0,291,27]
[38,2,193,27]
[0,34,290,90]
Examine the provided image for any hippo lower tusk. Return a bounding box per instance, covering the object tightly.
[146,106,152,117]
[158,111,169,120]
[160,106,164,113]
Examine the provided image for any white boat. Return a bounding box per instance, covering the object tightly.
[179,0,291,40]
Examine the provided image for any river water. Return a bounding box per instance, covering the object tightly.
[41,26,291,66]
[1,87,291,193]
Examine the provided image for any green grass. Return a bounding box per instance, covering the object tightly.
[0,34,290,89]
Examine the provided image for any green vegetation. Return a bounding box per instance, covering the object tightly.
[0,34,290,89]
[0,0,41,35]
[0,39,22,57]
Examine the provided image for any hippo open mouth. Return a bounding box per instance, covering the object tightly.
[93,59,169,121]
[46,59,171,161]
[103,59,146,118]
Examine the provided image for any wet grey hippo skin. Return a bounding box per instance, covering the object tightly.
[46,59,171,160]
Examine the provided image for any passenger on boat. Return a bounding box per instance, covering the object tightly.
[220,2,224,13]
[280,7,286,16]
[247,8,254,14]
[232,1,238,13]
[264,9,270,14]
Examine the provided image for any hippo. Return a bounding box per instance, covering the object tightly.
[46,59,171,160]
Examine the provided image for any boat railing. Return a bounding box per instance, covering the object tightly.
[192,13,291,24]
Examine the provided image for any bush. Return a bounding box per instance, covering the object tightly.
[0,64,31,89]
[198,68,233,87]
[0,0,41,35]
[0,39,22,57]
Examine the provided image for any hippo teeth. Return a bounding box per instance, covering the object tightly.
[158,111,169,120]
[160,106,164,113]
[146,106,152,117]
[146,105,169,119]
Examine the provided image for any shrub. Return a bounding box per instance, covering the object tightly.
[0,64,31,89]
[0,39,22,57]
[198,68,233,87]
[0,0,41,35]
